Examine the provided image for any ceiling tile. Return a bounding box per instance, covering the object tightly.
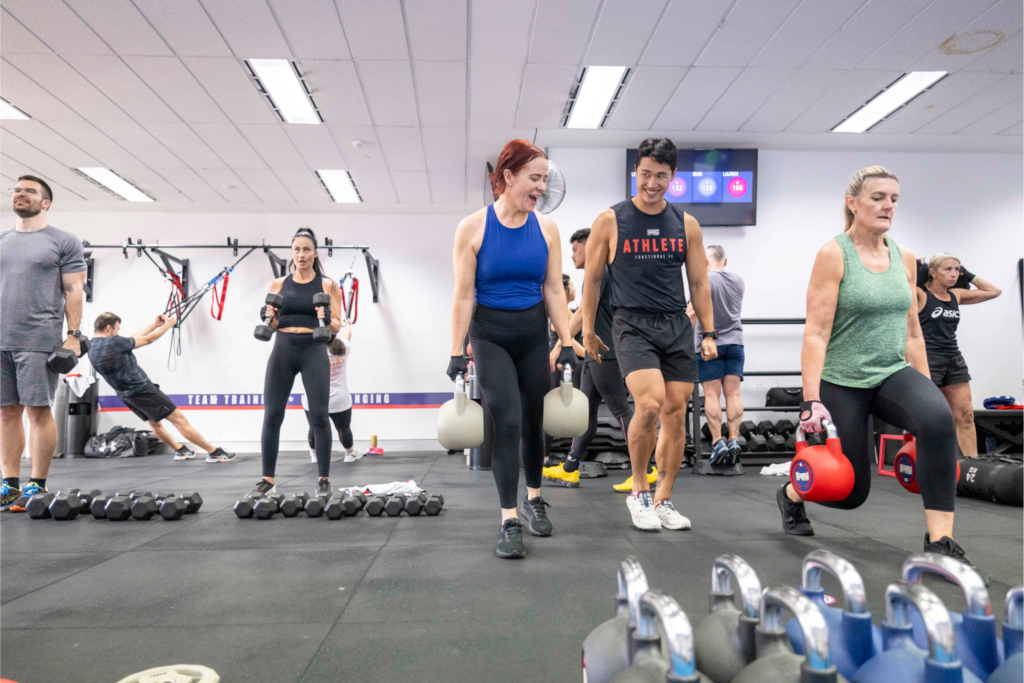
[606,66,687,130]
[375,127,426,171]
[805,0,932,69]
[0,141,112,200]
[422,127,465,172]
[357,61,419,126]
[63,55,180,123]
[200,0,292,59]
[193,167,261,202]
[654,67,742,130]
[528,0,602,64]
[0,58,83,121]
[190,123,267,169]
[428,171,465,203]
[389,170,432,203]
[350,170,397,203]
[697,0,803,67]
[44,121,144,168]
[236,124,308,169]
[957,101,1024,135]
[585,0,666,66]
[64,0,173,56]
[115,167,191,203]
[2,0,111,55]
[642,0,732,67]
[917,73,1024,134]
[998,121,1023,135]
[751,0,866,68]
[235,168,295,202]
[268,0,351,59]
[911,0,1023,72]
[0,9,52,53]
[870,71,1005,134]
[285,125,347,168]
[515,64,576,129]
[331,126,388,170]
[741,69,849,132]
[93,120,186,168]
[468,1,535,127]
[0,121,100,167]
[300,60,373,126]
[962,30,1024,73]
[123,56,229,124]
[0,153,89,201]
[785,69,902,133]
[133,0,233,57]
[182,57,278,124]
[337,0,409,60]
[275,169,331,203]
[4,54,130,122]
[155,167,227,202]
[143,123,225,168]
[406,0,467,61]
[414,61,466,127]
[696,68,795,131]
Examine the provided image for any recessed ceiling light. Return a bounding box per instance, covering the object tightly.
[832,71,947,133]
[0,99,30,120]
[566,66,627,129]
[316,170,361,204]
[247,59,320,125]
[77,167,154,202]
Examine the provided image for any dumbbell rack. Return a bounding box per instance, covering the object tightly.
[690,318,805,476]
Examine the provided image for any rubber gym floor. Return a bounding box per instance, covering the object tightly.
[0,450,1020,683]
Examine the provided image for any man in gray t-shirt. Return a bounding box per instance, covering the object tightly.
[687,245,746,467]
[1,175,87,509]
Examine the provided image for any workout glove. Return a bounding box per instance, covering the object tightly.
[446,355,468,383]
[799,400,831,434]
[556,346,577,373]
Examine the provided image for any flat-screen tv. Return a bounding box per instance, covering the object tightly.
[626,148,758,226]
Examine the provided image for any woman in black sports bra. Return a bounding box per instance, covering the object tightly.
[916,252,1001,458]
[253,228,343,499]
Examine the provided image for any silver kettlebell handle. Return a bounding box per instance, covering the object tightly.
[885,580,957,664]
[795,418,839,444]
[454,373,465,393]
[1005,586,1023,628]
[902,552,990,617]
[634,590,696,678]
[760,586,832,672]
[711,554,762,619]
[802,550,867,614]
[618,557,649,627]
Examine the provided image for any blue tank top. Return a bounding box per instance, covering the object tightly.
[474,205,548,310]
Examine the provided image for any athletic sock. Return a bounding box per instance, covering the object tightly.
[4,478,20,491]
[29,478,45,489]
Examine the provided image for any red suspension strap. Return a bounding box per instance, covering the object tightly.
[210,271,229,320]
[346,277,359,324]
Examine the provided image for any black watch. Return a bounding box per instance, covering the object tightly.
[67,330,82,339]
[701,330,719,340]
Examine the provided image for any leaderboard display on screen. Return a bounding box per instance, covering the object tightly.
[626,148,758,226]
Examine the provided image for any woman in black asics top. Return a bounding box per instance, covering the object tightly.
[916,253,1001,458]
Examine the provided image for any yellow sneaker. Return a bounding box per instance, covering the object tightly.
[543,463,580,488]
[612,468,658,492]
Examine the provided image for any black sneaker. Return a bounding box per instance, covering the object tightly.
[496,518,526,559]
[521,495,553,537]
[317,478,331,499]
[776,483,814,536]
[542,456,561,468]
[923,534,990,586]
[250,478,275,497]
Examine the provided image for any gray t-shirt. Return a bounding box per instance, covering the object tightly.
[0,225,86,352]
[694,270,745,351]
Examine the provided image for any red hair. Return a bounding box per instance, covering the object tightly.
[489,139,547,200]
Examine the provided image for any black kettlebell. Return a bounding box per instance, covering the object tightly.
[693,554,763,683]
[609,589,711,682]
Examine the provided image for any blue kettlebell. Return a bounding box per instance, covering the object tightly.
[610,589,711,682]
[583,557,650,683]
[987,586,1023,683]
[903,552,1003,680]
[853,580,983,683]
[785,550,883,680]
[693,554,763,683]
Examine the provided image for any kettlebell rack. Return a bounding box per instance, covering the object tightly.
[689,317,805,476]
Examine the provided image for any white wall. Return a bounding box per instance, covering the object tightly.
[547,148,1024,411]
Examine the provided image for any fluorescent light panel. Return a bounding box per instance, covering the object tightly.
[567,66,627,129]
[317,170,360,204]
[77,167,154,202]
[0,99,30,120]
[248,59,319,125]
[832,71,947,133]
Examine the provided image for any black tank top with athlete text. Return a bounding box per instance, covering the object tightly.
[918,287,961,356]
[605,199,689,313]
[277,273,323,329]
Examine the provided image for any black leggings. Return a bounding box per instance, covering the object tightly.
[819,366,957,512]
[565,358,634,471]
[470,302,549,509]
[261,332,331,478]
[306,408,353,450]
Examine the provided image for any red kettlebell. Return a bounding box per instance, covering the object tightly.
[790,419,855,502]
[892,434,960,495]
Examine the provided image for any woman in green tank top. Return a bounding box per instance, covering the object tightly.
[775,166,986,583]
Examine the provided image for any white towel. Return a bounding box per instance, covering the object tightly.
[65,373,95,399]
[339,480,424,497]
[759,461,793,476]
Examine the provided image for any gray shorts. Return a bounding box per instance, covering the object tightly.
[1,351,58,407]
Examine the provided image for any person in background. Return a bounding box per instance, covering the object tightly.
[304,318,358,463]
[686,245,745,467]
[916,253,1001,458]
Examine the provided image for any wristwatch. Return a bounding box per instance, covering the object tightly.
[67,330,82,339]
[701,330,719,340]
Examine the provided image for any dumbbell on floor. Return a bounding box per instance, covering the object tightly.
[48,492,81,521]
[424,494,445,516]
[364,495,387,516]
[105,496,133,521]
[304,495,329,517]
[130,496,159,521]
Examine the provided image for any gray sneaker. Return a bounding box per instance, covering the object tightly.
[520,495,552,537]
[206,447,235,463]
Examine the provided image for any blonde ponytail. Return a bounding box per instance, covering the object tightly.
[844,166,899,231]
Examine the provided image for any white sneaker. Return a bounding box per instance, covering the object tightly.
[655,499,691,530]
[343,448,363,463]
[309,449,317,463]
[627,491,661,532]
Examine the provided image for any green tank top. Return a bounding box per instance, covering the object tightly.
[820,232,911,388]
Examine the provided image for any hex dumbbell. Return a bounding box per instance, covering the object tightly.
[255,292,285,342]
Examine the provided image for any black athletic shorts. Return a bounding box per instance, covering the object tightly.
[121,384,177,423]
[612,307,698,383]
[927,353,971,387]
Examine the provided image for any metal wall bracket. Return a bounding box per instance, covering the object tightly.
[363,248,380,303]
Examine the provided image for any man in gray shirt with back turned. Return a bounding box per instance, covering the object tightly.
[687,245,745,468]
[1,175,87,510]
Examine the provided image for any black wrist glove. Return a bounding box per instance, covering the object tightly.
[956,266,975,289]
[557,346,577,373]
[446,355,468,382]
[916,260,930,290]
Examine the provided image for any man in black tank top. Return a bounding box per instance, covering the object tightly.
[581,138,718,532]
